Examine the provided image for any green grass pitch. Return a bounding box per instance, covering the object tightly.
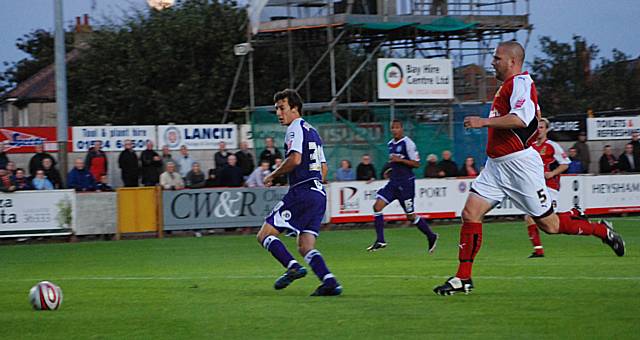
[1,217,638,339]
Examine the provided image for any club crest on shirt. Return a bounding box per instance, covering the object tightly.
[396,146,402,152]
[539,146,547,155]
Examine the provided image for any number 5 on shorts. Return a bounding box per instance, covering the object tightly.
[537,189,547,204]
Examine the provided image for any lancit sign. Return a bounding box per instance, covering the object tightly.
[377,58,453,99]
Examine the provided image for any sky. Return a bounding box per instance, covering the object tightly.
[0,0,639,71]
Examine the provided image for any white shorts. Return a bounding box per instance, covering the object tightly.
[471,148,553,217]
[548,188,559,212]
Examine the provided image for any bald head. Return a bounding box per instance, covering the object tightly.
[498,41,525,65]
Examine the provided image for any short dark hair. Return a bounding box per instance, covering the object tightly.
[391,119,402,126]
[274,89,303,113]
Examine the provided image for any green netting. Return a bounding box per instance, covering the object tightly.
[347,22,417,31]
[416,16,478,32]
[251,108,453,180]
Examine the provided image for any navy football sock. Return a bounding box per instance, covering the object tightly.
[374,212,385,243]
[304,249,338,286]
[414,216,436,238]
[262,235,300,270]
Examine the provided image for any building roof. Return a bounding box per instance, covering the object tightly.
[0,49,80,105]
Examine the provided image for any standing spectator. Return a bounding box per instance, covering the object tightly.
[356,154,377,181]
[335,159,356,181]
[118,139,139,187]
[67,158,96,192]
[218,154,244,187]
[235,141,255,177]
[0,142,9,169]
[214,141,230,169]
[42,158,62,189]
[176,145,195,178]
[161,145,174,171]
[618,143,638,173]
[631,132,640,161]
[599,145,618,174]
[566,147,583,174]
[5,161,17,176]
[572,131,590,173]
[13,168,33,190]
[29,144,56,176]
[160,162,184,190]
[185,162,206,189]
[32,170,54,190]
[270,157,288,186]
[438,150,458,177]
[259,137,282,167]
[245,160,271,188]
[140,141,162,186]
[85,141,108,181]
[458,156,478,177]
[96,175,114,192]
[0,168,16,192]
[424,154,443,178]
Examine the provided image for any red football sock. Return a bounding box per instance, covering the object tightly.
[527,224,544,255]
[456,222,483,280]
[557,212,607,239]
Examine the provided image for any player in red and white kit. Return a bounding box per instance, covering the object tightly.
[433,41,625,295]
[524,117,570,258]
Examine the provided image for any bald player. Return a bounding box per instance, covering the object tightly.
[433,41,625,295]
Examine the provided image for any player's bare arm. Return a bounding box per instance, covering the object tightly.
[464,114,526,129]
[321,162,328,184]
[390,155,420,168]
[264,151,301,187]
[544,164,568,179]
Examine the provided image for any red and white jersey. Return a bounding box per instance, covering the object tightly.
[487,72,539,158]
[529,138,571,190]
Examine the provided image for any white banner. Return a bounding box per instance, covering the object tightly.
[72,126,156,152]
[587,116,640,140]
[0,190,76,236]
[377,58,453,99]
[157,125,238,150]
[328,175,640,223]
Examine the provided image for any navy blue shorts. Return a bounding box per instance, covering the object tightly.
[266,179,327,237]
[376,179,415,213]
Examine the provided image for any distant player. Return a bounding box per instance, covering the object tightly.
[524,117,570,258]
[433,41,625,296]
[256,89,342,296]
[366,120,438,253]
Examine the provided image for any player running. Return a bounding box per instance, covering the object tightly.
[433,41,625,296]
[525,117,575,258]
[366,120,438,253]
[256,89,342,296]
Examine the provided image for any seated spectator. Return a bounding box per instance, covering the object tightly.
[185,162,206,189]
[335,160,356,181]
[42,158,62,189]
[6,161,17,176]
[218,154,244,187]
[32,170,54,190]
[67,158,96,192]
[246,161,271,188]
[424,154,443,178]
[566,148,583,174]
[599,145,618,174]
[29,144,56,176]
[85,141,108,181]
[96,175,114,192]
[271,157,288,186]
[160,161,184,190]
[438,150,458,177]
[0,168,16,192]
[235,141,256,177]
[618,143,639,173]
[356,154,377,181]
[458,156,478,177]
[0,141,8,169]
[13,168,33,191]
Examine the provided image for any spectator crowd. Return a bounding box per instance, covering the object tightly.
[0,131,638,193]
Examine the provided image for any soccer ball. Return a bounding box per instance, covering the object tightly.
[29,281,63,310]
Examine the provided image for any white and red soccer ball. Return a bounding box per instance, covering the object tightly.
[29,281,63,310]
